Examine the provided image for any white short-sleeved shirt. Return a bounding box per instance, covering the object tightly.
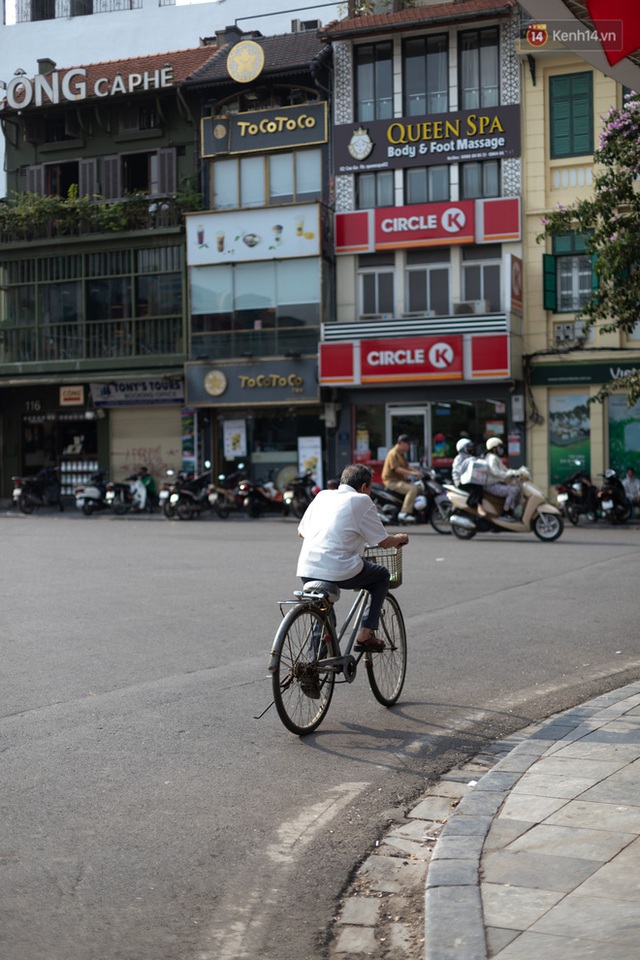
[296,484,387,581]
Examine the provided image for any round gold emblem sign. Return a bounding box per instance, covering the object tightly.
[226,40,265,84]
[204,370,228,397]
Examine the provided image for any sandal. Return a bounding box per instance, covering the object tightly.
[355,635,385,653]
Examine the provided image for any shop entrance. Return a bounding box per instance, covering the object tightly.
[386,405,429,464]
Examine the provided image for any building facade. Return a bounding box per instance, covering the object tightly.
[319,0,526,479]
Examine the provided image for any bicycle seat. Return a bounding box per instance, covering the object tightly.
[297,580,341,603]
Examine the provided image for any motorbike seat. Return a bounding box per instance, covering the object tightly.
[295,580,341,604]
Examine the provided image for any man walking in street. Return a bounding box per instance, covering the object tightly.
[382,434,423,524]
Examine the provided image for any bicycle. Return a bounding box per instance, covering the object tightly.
[268,546,407,736]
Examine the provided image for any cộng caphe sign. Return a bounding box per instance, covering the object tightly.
[0,65,174,111]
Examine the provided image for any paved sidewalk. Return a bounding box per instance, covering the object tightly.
[426,680,640,960]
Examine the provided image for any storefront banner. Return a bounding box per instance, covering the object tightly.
[375,201,475,249]
[201,102,328,157]
[507,253,524,315]
[60,385,85,406]
[360,336,463,383]
[319,333,510,384]
[298,436,323,489]
[531,360,640,386]
[185,358,319,406]
[335,197,520,254]
[334,104,521,174]
[186,204,320,265]
[90,379,184,408]
[223,420,248,459]
[608,395,640,475]
[548,393,591,485]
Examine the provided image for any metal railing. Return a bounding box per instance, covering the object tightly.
[14,0,141,21]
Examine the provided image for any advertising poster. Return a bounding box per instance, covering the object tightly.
[298,436,323,489]
[548,393,591,485]
[608,395,640,474]
[223,419,247,460]
[186,205,320,265]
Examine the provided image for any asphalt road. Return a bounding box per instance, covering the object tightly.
[3,508,640,960]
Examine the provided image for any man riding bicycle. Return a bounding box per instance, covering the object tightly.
[297,463,408,652]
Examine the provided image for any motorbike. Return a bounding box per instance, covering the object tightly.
[74,469,109,515]
[208,463,247,518]
[597,469,631,524]
[555,464,599,525]
[445,470,564,541]
[12,466,64,514]
[282,470,320,519]
[105,472,148,514]
[168,470,218,520]
[370,467,453,534]
[238,472,290,518]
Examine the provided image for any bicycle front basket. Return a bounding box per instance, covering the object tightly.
[363,546,403,588]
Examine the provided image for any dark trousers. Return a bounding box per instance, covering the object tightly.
[304,559,390,631]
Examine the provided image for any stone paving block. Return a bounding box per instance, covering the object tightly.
[424,884,486,960]
[390,818,441,841]
[333,924,378,955]
[426,779,474,800]
[507,822,635,862]
[545,797,640,833]
[481,881,563,930]
[485,925,520,956]
[338,896,382,927]
[491,930,633,959]
[498,793,568,823]
[483,818,535,853]
[408,795,458,822]
[530,891,640,944]
[387,921,413,957]
[359,854,428,893]
[508,773,597,799]
[432,834,485,861]
[456,790,504,818]
[440,813,493,838]
[529,756,628,780]
[481,850,601,892]
[473,770,522,793]
[381,835,432,859]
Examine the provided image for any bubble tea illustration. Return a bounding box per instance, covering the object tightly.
[216,231,225,253]
[272,224,283,243]
[294,215,304,238]
[196,224,205,246]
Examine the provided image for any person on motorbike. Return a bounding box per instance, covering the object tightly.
[139,466,157,511]
[381,434,423,524]
[296,463,408,653]
[484,437,523,521]
[451,437,483,507]
[623,467,640,518]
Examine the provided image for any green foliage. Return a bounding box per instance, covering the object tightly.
[538,91,640,405]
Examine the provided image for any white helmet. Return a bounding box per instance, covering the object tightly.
[486,437,503,451]
[456,438,473,453]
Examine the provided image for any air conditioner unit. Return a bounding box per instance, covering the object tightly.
[452,299,490,316]
[401,310,436,319]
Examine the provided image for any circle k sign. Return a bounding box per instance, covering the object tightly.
[361,336,462,382]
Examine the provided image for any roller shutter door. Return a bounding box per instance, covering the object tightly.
[109,405,182,482]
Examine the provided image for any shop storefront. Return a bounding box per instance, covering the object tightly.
[185,357,325,487]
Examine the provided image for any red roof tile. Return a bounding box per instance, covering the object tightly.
[322,0,517,36]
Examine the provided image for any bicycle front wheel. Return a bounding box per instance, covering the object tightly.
[366,593,407,707]
[272,605,335,736]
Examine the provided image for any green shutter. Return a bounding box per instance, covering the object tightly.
[592,254,600,291]
[543,254,557,311]
[550,72,593,159]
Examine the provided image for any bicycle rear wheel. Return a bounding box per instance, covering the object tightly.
[366,593,406,707]
[272,605,335,735]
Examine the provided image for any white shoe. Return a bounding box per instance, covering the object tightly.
[398,512,416,524]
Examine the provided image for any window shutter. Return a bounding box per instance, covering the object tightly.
[550,73,593,159]
[101,155,121,200]
[79,158,97,198]
[157,148,176,196]
[543,254,557,311]
[572,73,593,156]
[26,164,45,195]
[592,253,600,291]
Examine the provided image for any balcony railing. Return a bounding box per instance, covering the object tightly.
[14,0,141,23]
[0,316,184,365]
[322,313,509,341]
[0,195,186,245]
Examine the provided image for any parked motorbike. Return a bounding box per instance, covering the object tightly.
[597,469,631,524]
[555,464,599,524]
[105,472,148,514]
[370,467,452,534]
[74,469,109,515]
[208,463,247,518]
[169,470,217,520]
[445,470,564,541]
[283,470,320,519]
[12,466,64,514]
[238,472,290,518]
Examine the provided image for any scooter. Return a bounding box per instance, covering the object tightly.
[238,472,290,518]
[12,466,64,514]
[370,468,452,534]
[597,469,631,524]
[208,463,247,518]
[445,471,564,541]
[283,470,320,519]
[169,470,216,520]
[555,463,598,524]
[74,469,109,515]
[105,473,147,514]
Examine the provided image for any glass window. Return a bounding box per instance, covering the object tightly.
[403,34,448,116]
[459,28,499,110]
[355,42,393,121]
[356,170,394,209]
[557,256,592,312]
[269,153,294,203]
[462,245,501,311]
[38,281,82,324]
[276,259,320,304]
[240,156,265,207]
[406,249,450,315]
[549,72,593,159]
[460,160,500,199]
[358,253,395,316]
[213,159,239,209]
[295,148,322,199]
[136,275,182,317]
[86,278,132,322]
[190,265,234,315]
[405,165,449,204]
